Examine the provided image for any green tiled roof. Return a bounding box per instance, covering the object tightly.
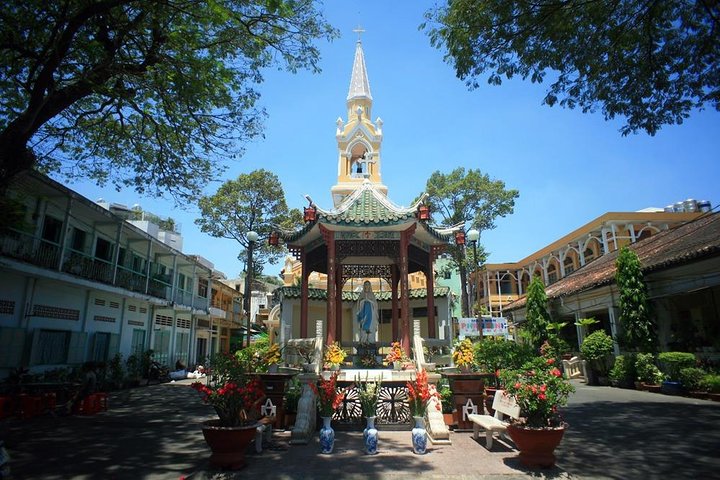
[324,189,414,225]
[280,286,450,301]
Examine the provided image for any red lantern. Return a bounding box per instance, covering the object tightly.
[303,206,316,222]
[269,231,279,246]
[418,205,430,221]
[455,231,466,245]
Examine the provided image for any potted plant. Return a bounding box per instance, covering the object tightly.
[580,330,614,385]
[264,343,282,373]
[190,352,265,469]
[356,375,382,454]
[283,377,301,429]
[635,353,665,392]
[658,351,696,395]
[309,371,344,453]
[452,338,475,372]
[406,369,441,454]
[608,354,637,389]
[323,342,347,372]
[383,341,404,369]
[701,374,720,401]
[438,381,455,428]
[499,356,575,468]
[290,343,317,372]
[680,367,709,399]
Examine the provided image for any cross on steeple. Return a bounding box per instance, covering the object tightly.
[353,25,365,41]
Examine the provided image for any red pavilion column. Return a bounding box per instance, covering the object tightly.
[335,268,343,345]
[426,247,437,339]
[321,226,336,345]
[391,265,399,342]
[399,225,416,357]
[300,247,308,338]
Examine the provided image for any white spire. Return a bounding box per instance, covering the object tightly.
[347,40,372,102]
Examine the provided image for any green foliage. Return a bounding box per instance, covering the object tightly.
[283,377,301,413]
[438,381,454,414]
[108,353,125,389]
[420,167,518,316]
[355,376,382,417]
[474,337,535,379]
[235,333,271,372]
[423,1,720,136]
[635,353,664,384]
[609,354,637,388]
[657,352,697,381]
[0,0,337,197]
[701,374,720,394]
[580,330,614,376]
[195,170,301,272]
[679,367,707,392]
[524,276,551,350]
[615,247,656,352]
[499,357,574,428]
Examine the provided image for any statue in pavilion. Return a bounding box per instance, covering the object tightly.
[355,281,378,343]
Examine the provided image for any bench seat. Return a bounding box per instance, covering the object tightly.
[467,390,520,449]
[468,414,509,448]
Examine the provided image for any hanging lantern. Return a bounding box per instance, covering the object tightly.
[417,205,430,221]
[268,231,279,246]
[303,206,317,222]
[454,230,466,245]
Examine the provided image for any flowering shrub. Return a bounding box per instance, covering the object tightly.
[264,343,282,366]
[406,369,441,417]
[323,342,347,369]
[385,341,407,365]
[499,356,574,428]
[310,371,344,417]
[452,338,475,369]
[190,353,265,427]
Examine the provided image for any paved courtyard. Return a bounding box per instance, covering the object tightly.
[1,378,718,479]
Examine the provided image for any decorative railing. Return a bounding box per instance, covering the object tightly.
[334,381,411,428]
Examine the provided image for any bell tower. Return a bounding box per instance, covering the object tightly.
[331,33,387,206]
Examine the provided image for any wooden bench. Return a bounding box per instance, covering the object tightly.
[467,390,520,449]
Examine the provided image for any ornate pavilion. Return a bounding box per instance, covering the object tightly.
[274,38,461,356]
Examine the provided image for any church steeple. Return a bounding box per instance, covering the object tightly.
[331,36,387,207]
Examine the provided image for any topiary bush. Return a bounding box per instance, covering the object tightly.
[635,353,665,384]
[657,351,696,381]
[701,374,720,393]
[609,354,637,388]
[679,367,707,391]
[580,330,614,380]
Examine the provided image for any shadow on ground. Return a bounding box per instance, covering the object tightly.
[557,399,720,480]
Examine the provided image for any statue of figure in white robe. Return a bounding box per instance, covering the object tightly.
[355,281,378,343]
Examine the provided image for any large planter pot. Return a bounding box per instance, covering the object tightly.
[201,420,259,470]
[661,381,683,396]
[507,424,566,469]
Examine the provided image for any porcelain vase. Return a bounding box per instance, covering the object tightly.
[319,416,335,454]
[411,416,427,454]
[363,416,379,455]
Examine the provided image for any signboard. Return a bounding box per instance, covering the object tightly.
[458,317,480,337]
[481,316,508,337]
[457,316,508,338]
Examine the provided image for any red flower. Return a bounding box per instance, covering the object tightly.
[539,393,547,401]
[546,358,555,365]
[551,368,562,377]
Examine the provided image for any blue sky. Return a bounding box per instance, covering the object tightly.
[62,1,720,279]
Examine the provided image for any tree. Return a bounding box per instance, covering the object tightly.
[423,1,720,136]
[0,0,336,198]
[524,275,551,351]
[615,246,656,352]
[421,167,518,316]
[195,169,300,274]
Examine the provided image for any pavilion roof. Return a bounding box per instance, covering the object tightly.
[280,285,451,301]
[281,182,456,245]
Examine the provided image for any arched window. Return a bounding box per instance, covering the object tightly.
[547,263,558,284]
[564,255,576,275]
